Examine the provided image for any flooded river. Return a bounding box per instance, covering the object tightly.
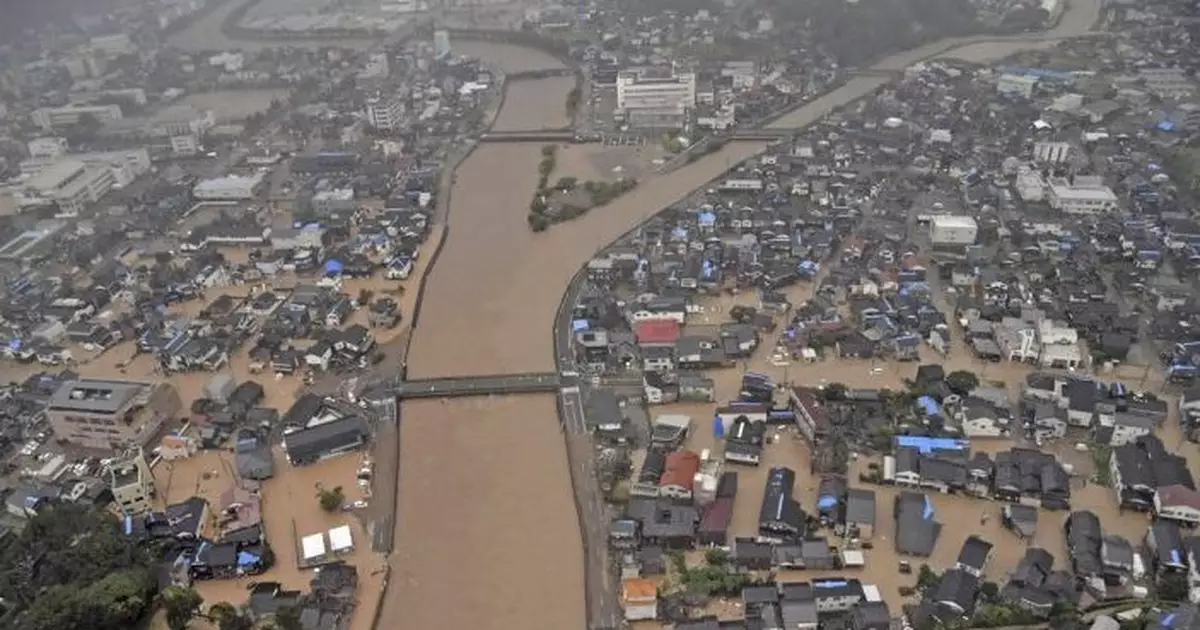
[390,1,1110,623]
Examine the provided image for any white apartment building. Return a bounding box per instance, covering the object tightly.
[21,159,116,216]
[1047,175,1119,215]
[193,174,265,201]
[365,96,405,131]
[616,68,696,128]
[31,103,123,131]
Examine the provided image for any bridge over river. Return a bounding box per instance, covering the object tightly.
[395,372,563,398]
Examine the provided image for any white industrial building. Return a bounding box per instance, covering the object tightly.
[18,159,116,215]
[20,149,150,189]
[929,216,979,246]
[616,67,696,129]
[193,174,265,201]
[365,96,405,131]
[312,188,356,214]
[1033,141,1071,164]
[1047,176,1119,214]
[31,104,123,131]
[996,74,1038,98]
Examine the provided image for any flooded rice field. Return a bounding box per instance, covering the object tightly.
[384,396,584,629]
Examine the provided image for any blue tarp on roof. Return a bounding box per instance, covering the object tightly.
[923,495,935,520]
[817,495,838,509]
[324,259,344,274]
[814,580,848,588]
[916,395,940,417]
[572,319,589,332]
[237,551,260,566]
[895,436,968,453]
[713,415,725,439]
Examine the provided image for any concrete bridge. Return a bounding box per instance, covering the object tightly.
[729,129,798,141]
[395,372,562,398]
[507,68,576,81]
[479,130,581,143]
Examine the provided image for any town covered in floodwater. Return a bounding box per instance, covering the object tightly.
[0,0,1198,630]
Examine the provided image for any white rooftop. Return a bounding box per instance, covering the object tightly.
[328,524,354,552]
[26,159,87,191]
[300,533,326,559]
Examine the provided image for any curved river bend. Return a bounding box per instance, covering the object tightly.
[380,4,1104,626]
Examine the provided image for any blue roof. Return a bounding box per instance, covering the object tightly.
[895,436,967,453]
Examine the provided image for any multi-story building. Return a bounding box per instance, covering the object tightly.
[110,448,155,514]
[193,173,266,201]
[22,159,116,215]
[20,149,151,188]
[31,103,123,131]
[1047,176,1119,215]
[46,379,182,451]
[365,96,405,131]
[616,67,696,129]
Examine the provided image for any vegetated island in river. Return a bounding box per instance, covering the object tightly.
[527,144,638,232]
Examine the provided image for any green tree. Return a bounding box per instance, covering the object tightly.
[822,382,848,401]
[162,585,204,630]
[555,176,578,191]
[527,212,549,232]
[208,602,252,630]
[916,564,940,593]
[565,87,581,116]
[945,370,980,395]
[274,603,303,630]
[1159,572,1189,602]
[0,505,155,628]
[704,548,729,566]
[317,486,345,512]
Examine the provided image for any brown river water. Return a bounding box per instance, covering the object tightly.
[182,1,1106,626]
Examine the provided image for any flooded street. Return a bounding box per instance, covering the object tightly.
[389,0,1115,623]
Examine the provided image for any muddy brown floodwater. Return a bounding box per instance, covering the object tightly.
[386,3,1112,627]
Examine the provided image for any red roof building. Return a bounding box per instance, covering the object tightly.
[635,318,681,347]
